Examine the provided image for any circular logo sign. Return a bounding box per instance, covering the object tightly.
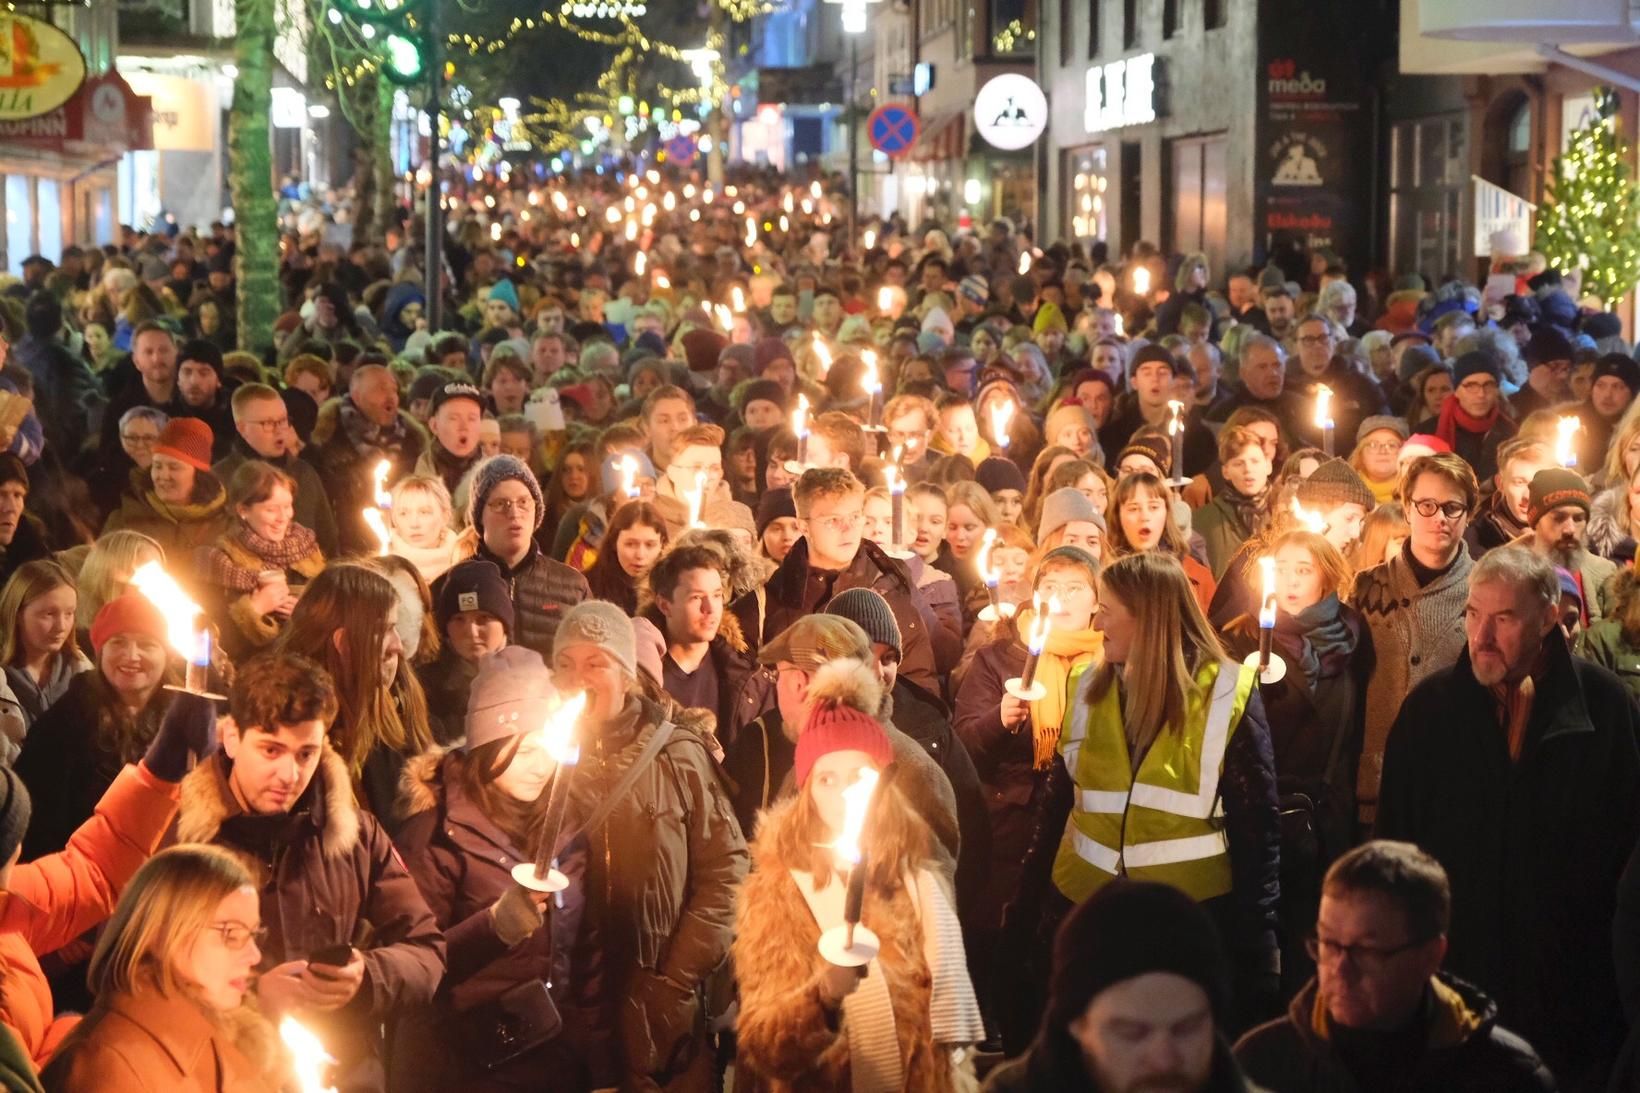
[973,73,1046,151]
[0,13,88,121]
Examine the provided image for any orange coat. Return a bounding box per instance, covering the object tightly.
[1181,553,1219,617]
[40,988,279,1093]
[0,763,179,1072]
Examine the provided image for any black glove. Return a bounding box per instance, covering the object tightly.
[144,691,217,782]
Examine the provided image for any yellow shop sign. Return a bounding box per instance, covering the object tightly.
[0,12,87,121]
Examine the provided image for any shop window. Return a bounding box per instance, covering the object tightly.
[1120,140,1143,251]
[1167,133,1228,279]
[1068,148,1110,241]
[991,0,1034,55]
[1205,0,1226,28]
[1088,0,1100,58]
[1163,0,1179,39]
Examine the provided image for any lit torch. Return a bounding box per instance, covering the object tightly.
[730,285,747,313]
[1132,265,1151,296]
[634,251,646,277]
[1315,385,1334,457]
[861,349,882,429]
[130,561,221,699]
[877,285,893,315]
[816,767,882,965]
[1290,497,1328,535]
[884,449,910,557]
[976,527,1013,623]
[1018,250,1032,275]
[685,470,708,529]
[361,458,393,556]
[1006,593,1058,701]
[1166,399,1186,484]
[1556,415,1581,467]
[1241,555,1288,684]
[714,304,735,333]
[812,335,833,380]
[787,393,811,472]
[618,453,640,500]
[281,1017,339,1093]
[990,398,1014,450]
[512,691,590,893]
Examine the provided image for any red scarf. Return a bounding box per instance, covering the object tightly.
[1434,396,1501,449]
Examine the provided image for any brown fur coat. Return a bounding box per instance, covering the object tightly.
[732,792,953,1093]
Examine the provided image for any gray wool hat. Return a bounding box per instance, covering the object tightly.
[468,454,546,531]
[465,645,562,751]
[1355,415,1410,444]
[1038,486,1106,541]
[554,600,638,679]
[826,587,902,656]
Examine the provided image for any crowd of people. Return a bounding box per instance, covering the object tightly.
[0,162,1634,1092]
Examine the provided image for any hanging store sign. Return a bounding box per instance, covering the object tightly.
[974,73,1046,151]
[0,13,88,122]
[1084,53,1158,133]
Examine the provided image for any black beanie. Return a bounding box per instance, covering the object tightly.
[1451,350,1500,386]
[0,768,32,866]
[1047,880,1230,1030]
[1592,353,1640,398]
[976,455,1027,494]
[756,487,797,537]
[1127,343,1177,383]
[740,378,788,418]
[178,338,225,379]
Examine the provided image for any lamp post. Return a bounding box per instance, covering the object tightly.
[828,0,873,247]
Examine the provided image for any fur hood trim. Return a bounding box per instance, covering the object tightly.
[178,746,360,859]
[311,396,428,449]
[398,745,452,818]
[806,656,886,718]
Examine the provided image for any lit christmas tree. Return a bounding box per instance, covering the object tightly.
[1536,87,1640,306]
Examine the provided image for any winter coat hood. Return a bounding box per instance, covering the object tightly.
[178,746,360,863]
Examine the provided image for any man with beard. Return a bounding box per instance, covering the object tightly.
[1465,439,1554,559]
[1375,546,1640,1088]
[1512,468,1616,623]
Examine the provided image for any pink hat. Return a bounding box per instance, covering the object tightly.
[1403,433,1452,454]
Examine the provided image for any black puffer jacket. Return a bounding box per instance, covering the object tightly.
[1234,973,1555,1093]
[391,751,605,1092]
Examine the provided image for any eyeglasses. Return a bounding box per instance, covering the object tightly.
[1361,440,1400,454]
[1456,379,1498,393]
[120,433,158,446]
[243,417,290,432]
[1305,933,1431,973]
[486,498,536,516]
[810,511,865,534]
[205,922,267,951]
[1410,498,1468,520]
[1037,581,1092,600]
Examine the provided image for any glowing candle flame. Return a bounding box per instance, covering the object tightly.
[570,232,580,249]
[782,192,794,213]
[280,1017,338,1093]
[1290,497,1328,534]
[1018,251,1032,275]
[605,206,621,224]
[861,349,880,397]
[1113,312,1126,337]
[362,508,392,556]
[877,286,892,313]
[801,198,815,214]
[714,304,735,333]
[371,459,392,509]
[130,561,206,658]
[1314,385,1334,430]
[686,469,708,528]
[730,286,747,313]
[634,251,646,276]
[1556,415,1581,467]
[1258,556,1277,628]
[625,219,639,242]
[618,454,640,499]
[703,187,714,204]
[990,399,1014,448]
[536,690,588,766]
[1025,593,1057,655]
[1166,399,1185,436]
[641,204,657,226]
[1133,266,1151,296]
[884,461,901,494]
[863,228,877,250]
[831,767,880,867]
[654,271,672,290]
[490,222,502,242]
[810,180,823,199]
[551,192,569,213]
[662,191,676,211]
[793,393,810,439]
[745,217,757,247]
[812,336,833,377]
[977,527,998,584]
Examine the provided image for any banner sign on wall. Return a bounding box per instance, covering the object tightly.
[0,12,88,121]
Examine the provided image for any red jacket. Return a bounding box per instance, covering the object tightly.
[0,763,180,1071]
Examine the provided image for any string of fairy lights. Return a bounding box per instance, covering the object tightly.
[1535,88,1640,307]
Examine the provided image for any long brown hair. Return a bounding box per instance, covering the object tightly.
[448,735,541,849]
[586,501,668,612]
[768,766,930,892]
[0,559,80,666]
[1269,529,1352,602]
[1089,553,1229,755]
[1107,472,1188,558]
[275,564,433,773]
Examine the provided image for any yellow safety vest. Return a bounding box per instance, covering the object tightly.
[1051,658,1256,904]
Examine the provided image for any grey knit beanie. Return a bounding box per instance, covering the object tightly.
[465,645,561,750]
[1355,415,1409,444]
[468,454,546,531]
[826,587,902,656]
[1038,486,1106,541]
[554,600,638,679]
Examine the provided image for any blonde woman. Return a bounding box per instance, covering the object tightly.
[70,530,163,648]
[1594,397,1640,491]
[1590,461,1640,560]
[386,475,475,585]
[41,845,283,1092]
[0,561,90,761]
[1010,551,1280,1025]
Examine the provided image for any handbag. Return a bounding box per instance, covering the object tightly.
[460,978,564,1070]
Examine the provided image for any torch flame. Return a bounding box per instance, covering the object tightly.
[662,190,676,211]
[654,271,672,290]
[686,470,708,528]
[625,219,639,242]
[861,349,880,396]
[1556,415,1581,467]
[863,228,877,251]
[1290,497,1328,534]
[634,251,647,276]
[831,767,881,867]
[782,191,794,213]
[812,336,833,377]
[977,527,998,584]
[714,304,735,333]
[1025,593,1058,654]
[1018,251,1032,275]
[990,399,1014,448]
[1133,266,1151,296]
[1314,385,1334,429]
[745,217,757,247]
[371,459,392,509]
[1258,556,1277,628]
[618,454,640,499]
[362,508,392,556]
[129,561,205,657]
[811,180,823,199]
[730,286,747,313]
[280,1017,338,1093]
[536,690,588,766]
[1166,399,1185,436]
[551,191,568,213]
[793,393,810,439]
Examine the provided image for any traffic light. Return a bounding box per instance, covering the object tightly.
[381,31,428,83]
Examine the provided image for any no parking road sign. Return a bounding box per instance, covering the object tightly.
[867,104,920,159]
[664,136,699,165]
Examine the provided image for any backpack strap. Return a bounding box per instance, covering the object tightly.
[565,720,676,838]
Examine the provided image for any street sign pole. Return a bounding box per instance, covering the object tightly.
[422,0,444,332]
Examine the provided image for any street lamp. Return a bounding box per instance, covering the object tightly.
[824,0,879,246]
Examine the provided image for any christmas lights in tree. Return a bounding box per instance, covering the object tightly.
[1536,87,1640,306]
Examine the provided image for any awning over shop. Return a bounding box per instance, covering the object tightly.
[911,110,965,163]
[0,71,153,163]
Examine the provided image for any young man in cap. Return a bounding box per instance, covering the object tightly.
[1037,485,1107,560]
[732,467,948,693]
[1466,439,1555,560]
[1416,350,1517,481]
[1375,547,1640,1086]
[985,881,1261,1093]
[1511,328,1572,418]
[954,275,991,338]
[1235,841,1554,1091]
[307,363,428,555]
[1101,345,1217,476]
[1511,467,1615,624]
[412,381,486,492]
[451,454,589,656]
[176,652,446,1092]
[1575,352,1640,470]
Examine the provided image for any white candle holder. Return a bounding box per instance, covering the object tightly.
[881,547,916,560]
[1004,677,1046,701]
[977,602,1017,623]
[818,923,880,967]
[1242,649,1287,685]
[511,863,570,893]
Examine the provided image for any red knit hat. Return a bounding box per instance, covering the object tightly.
[90,592,170,656]
[795,701,893,786]
[154,417,214,472]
